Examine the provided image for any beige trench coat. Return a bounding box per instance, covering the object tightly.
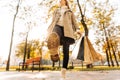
[47,8,79,40]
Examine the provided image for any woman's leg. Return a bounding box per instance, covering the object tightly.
[60,42,69,80]
[62,42,70,69]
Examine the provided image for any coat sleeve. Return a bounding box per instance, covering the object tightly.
[71,12,80,31]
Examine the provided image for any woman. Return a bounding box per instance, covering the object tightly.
[47,0,80,79]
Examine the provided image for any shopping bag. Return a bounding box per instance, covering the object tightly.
[71,35,103,64]
[83,36,103,64]
[71,35,84,60]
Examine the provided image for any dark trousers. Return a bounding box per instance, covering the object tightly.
[63,42,70,69]
[53,25,74,69]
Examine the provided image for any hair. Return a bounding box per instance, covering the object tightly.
[60,0,70,9]
[65,0,70,9]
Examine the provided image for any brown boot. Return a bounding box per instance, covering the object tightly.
[47,32,60,62]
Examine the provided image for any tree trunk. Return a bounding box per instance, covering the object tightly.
[6,0,20,71]
[108,33,119,66]
[27,48,30,59]
[77,0,88,36]
[106,49,110,67]
[102,24,114,67]
[22,32,28,70]
[110,43,119,66]
[77,0,94,69]
[106,37,114,67]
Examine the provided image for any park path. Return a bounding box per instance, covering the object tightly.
[0,70,120,80]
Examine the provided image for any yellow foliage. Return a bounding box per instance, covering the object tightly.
[99,19,105,23]
[79,23,84,32]
[87,20,92,25]
[48,4,59,14]
[69,0,74,3]
[105,17,111,21]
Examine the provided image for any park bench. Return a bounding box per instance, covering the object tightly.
[19,57,42,72]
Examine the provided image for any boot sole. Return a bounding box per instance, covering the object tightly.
[47,32,60,62]
[47,32,60,55]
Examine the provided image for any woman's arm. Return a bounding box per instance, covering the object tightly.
[71,12,82,37]
[71,12,79,31]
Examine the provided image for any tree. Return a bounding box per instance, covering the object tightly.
[15,40,42,59]
[16,1,42,69]
[6,0,21,71]
[90,0,119,66]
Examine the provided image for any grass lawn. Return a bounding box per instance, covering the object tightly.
[0,65,120,71]
[73,66,120,71]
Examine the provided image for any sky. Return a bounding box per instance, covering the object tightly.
[0,1,13,61]
[0,0,45,61]
[0,0,120,62]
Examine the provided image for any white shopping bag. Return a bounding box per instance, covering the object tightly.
[71,35,84,60]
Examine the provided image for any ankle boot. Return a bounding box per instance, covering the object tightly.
[60,68,66,80]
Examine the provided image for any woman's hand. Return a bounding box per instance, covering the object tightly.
[74,30,82,39]
[76,30,82,36]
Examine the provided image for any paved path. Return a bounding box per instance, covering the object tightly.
[0,70,120,80]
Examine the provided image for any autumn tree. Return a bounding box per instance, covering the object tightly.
[15,40,42,59]
[90,0,119,66]
[15,0,45,69]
